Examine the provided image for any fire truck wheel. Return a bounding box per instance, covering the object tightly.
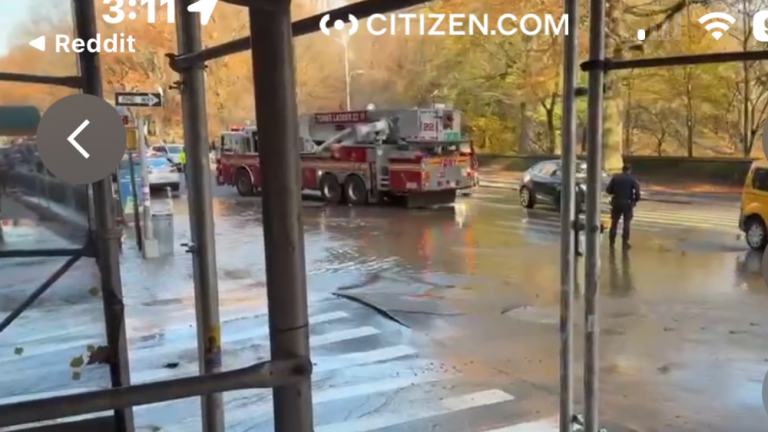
[235,168,255,197]
[320,173,343,205]
[344,175,368,206]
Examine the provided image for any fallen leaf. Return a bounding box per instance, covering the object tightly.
[71,371,82,381]
[70,355,85,368]
[86,345,96,353]
[13,347,23,356]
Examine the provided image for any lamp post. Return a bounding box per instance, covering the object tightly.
[336,34,365,110]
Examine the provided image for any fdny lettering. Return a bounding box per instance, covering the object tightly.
[315,111,368,124]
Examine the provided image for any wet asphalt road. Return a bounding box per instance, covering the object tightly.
[0,184,766,432]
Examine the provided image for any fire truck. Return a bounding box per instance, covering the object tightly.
[215,108,476,208]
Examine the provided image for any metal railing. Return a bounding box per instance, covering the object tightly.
[7,170,92,218]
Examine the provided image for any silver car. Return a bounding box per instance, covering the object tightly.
[119,156,181,192]
[150,144,184,165]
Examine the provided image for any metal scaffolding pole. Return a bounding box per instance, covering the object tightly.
[175,2,225,431]
[248,2,314,431]
[584,0,607,427]
[71,1,134,431]
[558,0,579,428]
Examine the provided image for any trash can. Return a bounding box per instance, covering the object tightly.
[152,212,174,257]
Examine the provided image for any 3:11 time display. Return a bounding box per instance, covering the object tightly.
[103,0,175,24]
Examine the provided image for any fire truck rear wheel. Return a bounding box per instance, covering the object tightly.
[320,173,343,205]
[344,175,368,206]
[235,168,255,197]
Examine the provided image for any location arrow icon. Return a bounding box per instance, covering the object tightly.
[29,36,45,52]
[187,0,217,25]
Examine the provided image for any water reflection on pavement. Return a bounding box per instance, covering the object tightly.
[0,186,765,432]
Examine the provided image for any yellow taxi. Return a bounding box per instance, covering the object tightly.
[739,159,768,251]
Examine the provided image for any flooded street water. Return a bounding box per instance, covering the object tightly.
[0,185,765,431]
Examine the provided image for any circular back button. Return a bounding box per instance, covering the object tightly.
[36,94,127,184]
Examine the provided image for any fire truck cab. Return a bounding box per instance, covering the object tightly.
[216,108,476,208]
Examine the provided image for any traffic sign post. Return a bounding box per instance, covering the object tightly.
[115,92,163,108]
[116,91,163,259]
[136,116,159,259]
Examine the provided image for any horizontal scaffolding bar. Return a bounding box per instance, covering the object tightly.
[581,49,768,72]
[0,247,88,259]
[0,358,310,428]
[0,72,81,88]
[171,0,428,70]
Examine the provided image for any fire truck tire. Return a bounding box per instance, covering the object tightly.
[235,168,256,197]
[320,173,343,205]
[344,175,368,206]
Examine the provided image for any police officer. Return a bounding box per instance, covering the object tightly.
[606,164,641,250]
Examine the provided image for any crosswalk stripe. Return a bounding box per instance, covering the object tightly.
[477,200,738,231]
[131,327,401,384]
[217,366,464,430]
[313,344,417,373]
[314,389,515,432]
[3,301,552,432]
[128,311,351,365]
[482,417,559,431]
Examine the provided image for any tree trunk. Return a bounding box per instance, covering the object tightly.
[519,101,531,154]
[743,61,752,157]
[603,0,625,173]
[545,104,556,154]
[684,8,695,158]
[685,67,695,157]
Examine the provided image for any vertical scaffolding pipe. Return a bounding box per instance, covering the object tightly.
[584,0,606,427]
[71,1,134,431]
[248,3,314,431]
[558,0,579,430]
[138,117,153,241]
[175,2,224,431]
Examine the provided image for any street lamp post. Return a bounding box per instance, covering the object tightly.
[347,70,364,109]
[337,34,364,110]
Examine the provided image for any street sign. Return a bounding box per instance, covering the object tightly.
[115,92,163,108]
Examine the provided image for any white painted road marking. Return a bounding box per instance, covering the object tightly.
[315,389,515,432]
[483,417,559,431]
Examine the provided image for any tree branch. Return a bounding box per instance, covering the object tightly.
[623,0,711,52]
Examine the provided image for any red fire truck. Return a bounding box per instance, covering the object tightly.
[215,108,476,208]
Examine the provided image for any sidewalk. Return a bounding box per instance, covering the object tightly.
[478,168,741,205]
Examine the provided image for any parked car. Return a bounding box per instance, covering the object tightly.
[146,157,181,192]
[518,160,609,212]
[150,144,184,167]
[118,155,181,192]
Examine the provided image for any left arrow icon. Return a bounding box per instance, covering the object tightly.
[68,120,91,159]
[29,36,45,52]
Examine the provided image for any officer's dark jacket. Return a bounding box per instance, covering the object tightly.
[606,173,641,204]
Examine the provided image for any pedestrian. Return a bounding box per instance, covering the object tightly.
[178,147,187,183]
[605,163,641,250]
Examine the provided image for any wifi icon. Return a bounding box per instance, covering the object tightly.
[699,12,736,40]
